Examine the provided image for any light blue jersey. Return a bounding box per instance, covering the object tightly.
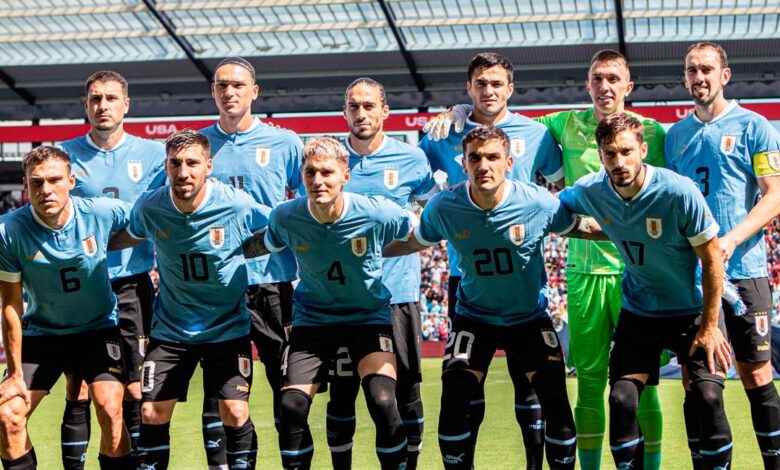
[665,101,780,279]
[417,181,576,326]
[264,193,413,327]
[201,119,302,285]
[128,181,270,344]
[559,166,720,317]
[0,197,130,336]
[419,111,563,276]
[60,133,166,280]
[343,135,435,304]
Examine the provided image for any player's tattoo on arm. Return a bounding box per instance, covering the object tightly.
[108,228,145,251]
[242,230,271,259]
[565,216,609,241]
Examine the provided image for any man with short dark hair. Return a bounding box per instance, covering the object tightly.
[199,57,303,468]
[389,126,602,469]
[59,70,166,468]
[418,52,563,468]
[0,146,133,470]
[110,129,271,470]
[559,113,733,470]
[267,136,412,470]
[323,77,434,470]
[666,41,780,469]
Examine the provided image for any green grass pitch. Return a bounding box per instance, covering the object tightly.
[27,357,765,468]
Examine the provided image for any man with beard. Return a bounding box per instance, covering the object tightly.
[323,77,434,469]
[665,42,780,469]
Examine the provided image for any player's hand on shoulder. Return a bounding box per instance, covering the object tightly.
[422,104,471,141]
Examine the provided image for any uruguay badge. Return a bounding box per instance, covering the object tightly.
[256,147,271,167]
[351,236,368,257]
[209,226,226,249]
[106,341,122,360]
[720,135,737,155]
[646,218,662,239]
[238,355,252,378]
[384,168,400,189]
[541,330,559,348]
[756,312,769,337]
[508,224,525,245]
[511,138,526,158]
[82,234,98,257]
[127,160,143,182]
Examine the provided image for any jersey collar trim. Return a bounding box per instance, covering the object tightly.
[692,100,739,124]
[215,117,261,136]
[607,165,655,201]
[306,192,351,225]
[85,132,128,151]
[29,197,75,231]
[168,180,213,215]
[344,134,388,157]
[465,180,513,211]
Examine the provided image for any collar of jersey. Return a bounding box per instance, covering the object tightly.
[215,117,261,136]
[29,197,75,232]
[692,99,739,124]
[465,111,512,128]
[465,180,513,211]
[306,192,351,225]
[344,134,388,157]
[168,180,213,216]
[85,132,128,152]
[607,165,654,202]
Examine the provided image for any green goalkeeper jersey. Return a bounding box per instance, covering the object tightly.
[535,108,666,274]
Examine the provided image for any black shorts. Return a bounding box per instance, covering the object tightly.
[283,325,394,386]
[18,328,125,392]
[447,276,461,318]
[723,277,772,363]
[248,282,293,366]
[112,272,155,383]
[443,315,565,376]
[610,310,729,386]
[141,336,252,403]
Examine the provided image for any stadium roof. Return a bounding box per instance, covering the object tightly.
[1,0,779,120]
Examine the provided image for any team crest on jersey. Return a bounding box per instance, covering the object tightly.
[379,335,394,353]
[720,135,737,155]
[646,218,662,239]
[351,236,368,257]
[238,355,251,378]
[768,151,780,171]
[511,138,526,157]
[82,235,98,257]
[541,330,559,348]
[127,160,143,182]
[255,148,271,167]
[508,224,525,245]
[756,311,769,337]
[209,226,226,249]
[384,168,400,189]
[106,341,122,361]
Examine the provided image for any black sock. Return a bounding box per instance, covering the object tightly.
[361,374,407,470]
[97,453,132,470]
[136,422,171,470]
[683,390,704,470]
[398,383,424,470]
[279,389,314,470]
[1,448,36,470]
[514,392,544,469]
[609,378,645,470]
[439,371,480,470]
[122,399,141,452]
[467,381,486,451]
[202,393,228,468]
[746,382,780,468]
[224,418,258,469]
[61,399,91,470]
[691,380,732,470]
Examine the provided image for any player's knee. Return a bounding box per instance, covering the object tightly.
[608,378,643,416]
[280,389,312,427]
[440,370,479,413]
[0,399,27,436]
[140,402,168,425]
[691,379,725,412]
[124,381,142,401]
[361,374,397,417]
[738,361,772,388]
[219,400,249,427]
[93,399,123,427]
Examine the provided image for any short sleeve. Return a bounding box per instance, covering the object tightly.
[415,197,445,246]
[533,111,565,143]
[126,199,148,240]
[263,209,287,253]
[0,224,21,283]
[557,186,590,216]
[378,199,413,244]
[411,155,436,200]
[543,192,577,235]
[751,119,780,179]
[680,182,720,246]
[286,135,304,192]
[536,129,564,182]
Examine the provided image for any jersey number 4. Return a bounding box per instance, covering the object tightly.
[327,261,346,285]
